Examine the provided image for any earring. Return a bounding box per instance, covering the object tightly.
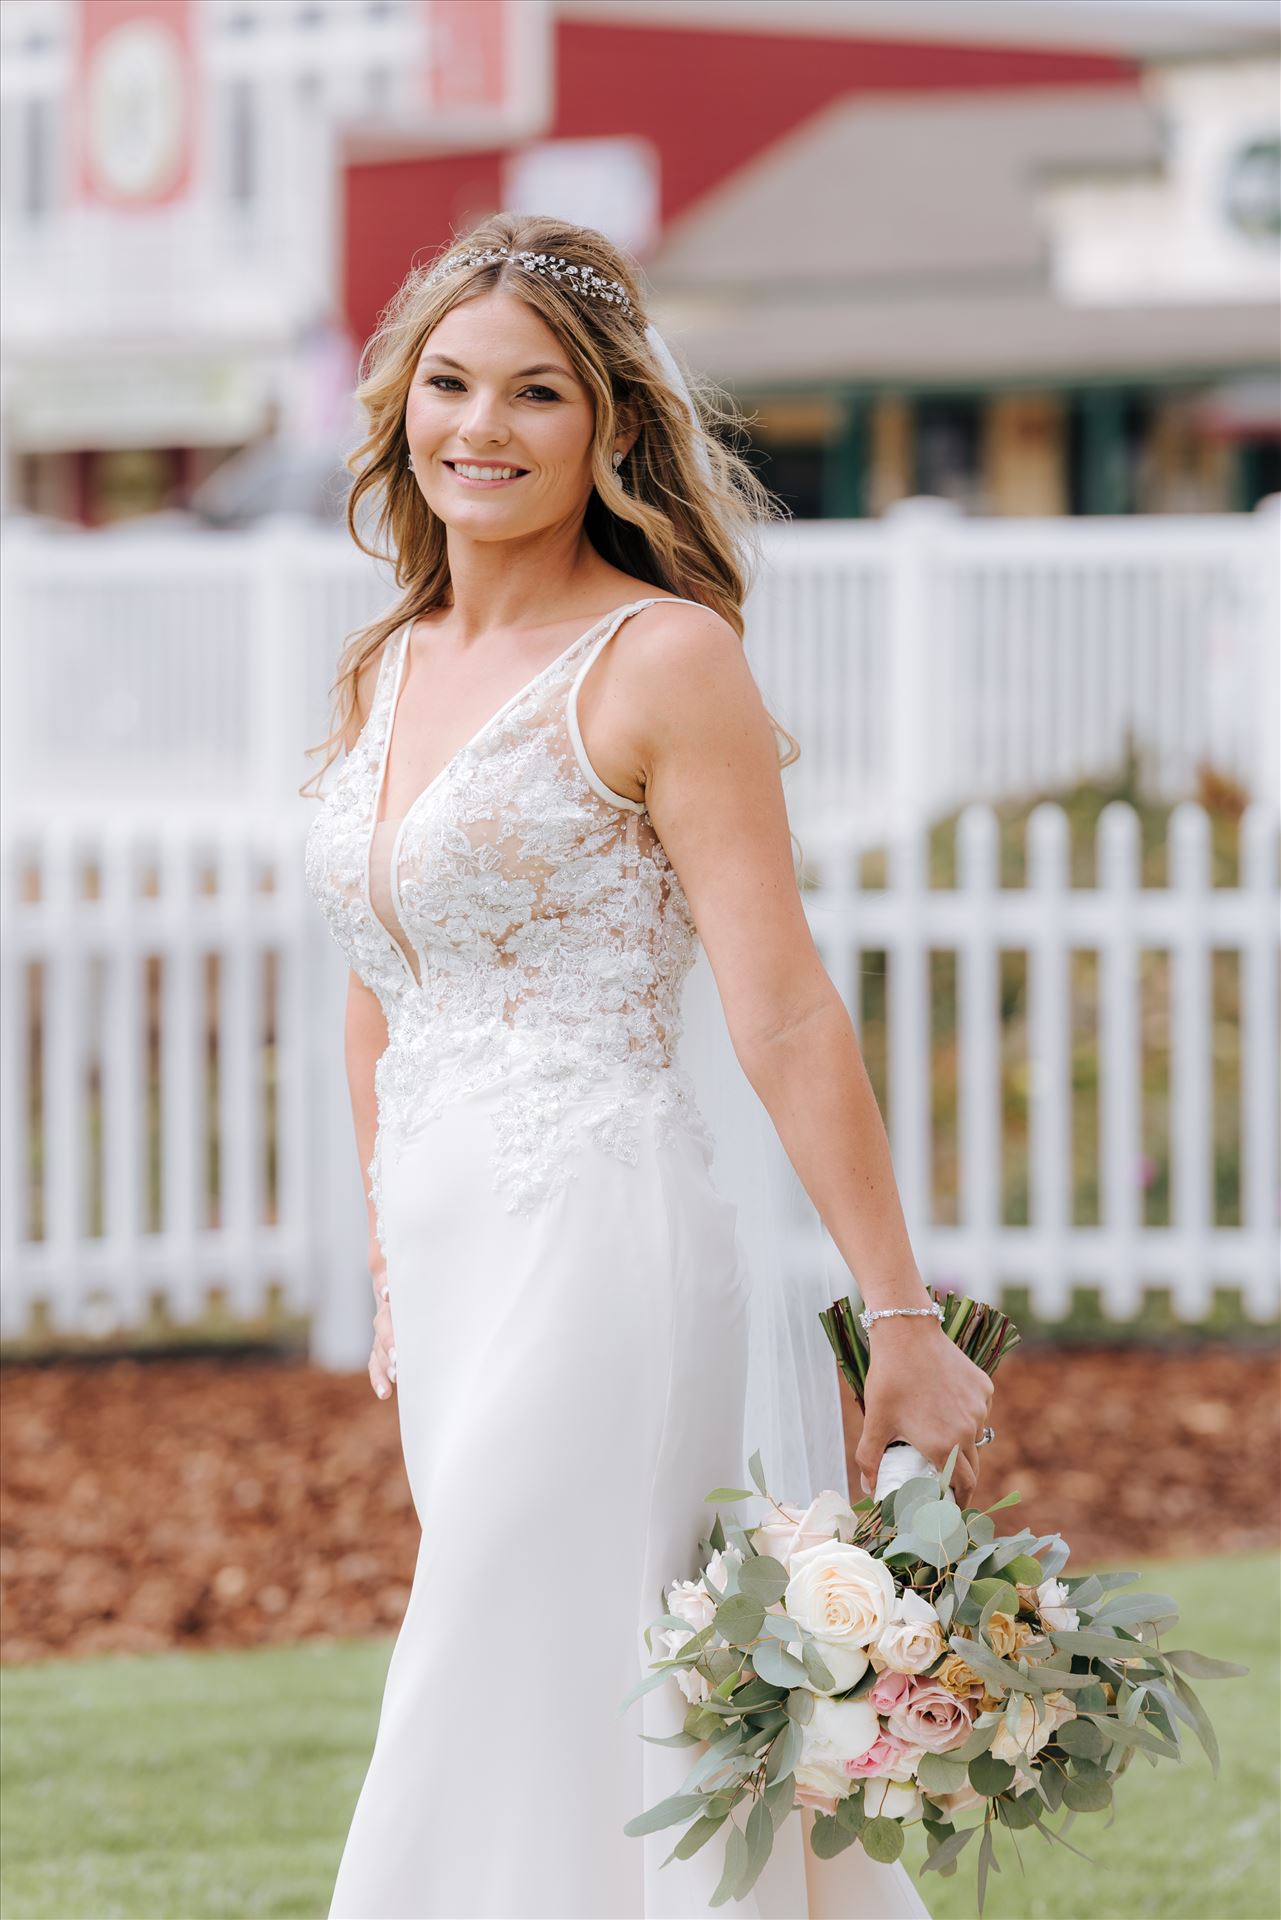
[407,454,415,473]
[611,448,623,471]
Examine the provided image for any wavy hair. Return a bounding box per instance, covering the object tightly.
[300,211,800,826]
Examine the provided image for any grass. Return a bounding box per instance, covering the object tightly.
[1,1550,1276,1919]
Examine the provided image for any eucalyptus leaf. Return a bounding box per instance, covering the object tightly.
[1046,1627,1141,1659]
[681,1731,749,1794]
[748,1449,769,1497]
[997,1791,1037,1829]
[751,1639,810,1690]
[1163,1647,1250,1680]
[705,1487,754,1504]
[861,1816,905,1864]
[836,1785,866,1831]
[809,1813,859,1859]
[1091,1592,1180,1630]
[640,1729,701,1749]
[765,1717,803,1784]
[1053,1718,1109,1759]
[623,1791,708,1837]
[738,1556,789,1608]
[765,1773,796,1830]
[785,1687,815,1724]
[666,1810,728,1863]
[916,1752,970,1794]
[1170,1670,1221,1778]
[969,1753,1016,1796]
[920,1825,977,1874]
[710,1822,748,1908]
[715,1593,766,1646]
[1062,1775,1112,1813]
[801,1639,836,1691]
[1080,1712,1179,1758]
[735,1797,776,1899]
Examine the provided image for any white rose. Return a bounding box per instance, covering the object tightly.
[795,1694,880,1799]
[657,1625,709,1704]
[1035,1577,1079,1632]
[862,1778,924,1821]
[785,1542,897,1651]
[874,1589,946,1675]
[750,1490,856,1572]
[705,1544,744,1591]
[665,1577,715,1633]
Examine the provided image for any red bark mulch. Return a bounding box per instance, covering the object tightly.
[1,1346,1276,1666]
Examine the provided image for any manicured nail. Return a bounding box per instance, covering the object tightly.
[380,1284,390,1300]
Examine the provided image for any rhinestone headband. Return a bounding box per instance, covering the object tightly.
[423,246,635,318]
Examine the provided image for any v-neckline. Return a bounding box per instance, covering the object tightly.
[362,599,651,991]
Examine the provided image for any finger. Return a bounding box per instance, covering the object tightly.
[854,1409,893,1493]
[368,1336,397,1398]
[955,1438,981,1506]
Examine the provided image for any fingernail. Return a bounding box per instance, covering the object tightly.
[380,1284,390,1300]
[389,1346,396,1365]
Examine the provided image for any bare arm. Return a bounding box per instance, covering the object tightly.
[626,603,993,1501]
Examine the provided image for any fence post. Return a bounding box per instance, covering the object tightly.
[884,497,957,834]
[302,902,375,1371]
[1254,494,1280,812]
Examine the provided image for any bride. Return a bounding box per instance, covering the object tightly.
[303,213,993,1919]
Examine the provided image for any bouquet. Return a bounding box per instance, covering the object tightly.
[622,1293,1246,1914]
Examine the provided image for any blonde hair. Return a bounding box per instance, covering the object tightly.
[300,211,800,820]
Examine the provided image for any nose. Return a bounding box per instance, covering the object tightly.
[458,390,511,449]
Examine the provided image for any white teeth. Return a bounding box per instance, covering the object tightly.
[452,464,523,480]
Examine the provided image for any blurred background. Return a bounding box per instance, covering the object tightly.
[0,4,1277,1917]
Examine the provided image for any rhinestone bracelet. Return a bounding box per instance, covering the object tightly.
[858,1302,944,1334]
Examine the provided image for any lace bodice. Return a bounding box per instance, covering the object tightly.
[303,597,715,1252]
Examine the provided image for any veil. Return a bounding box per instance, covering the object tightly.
[644,322,849,1514]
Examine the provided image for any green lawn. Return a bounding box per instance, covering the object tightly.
[1,1551,1276,1920]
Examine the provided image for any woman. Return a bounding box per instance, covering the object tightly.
[303,212,992,1918]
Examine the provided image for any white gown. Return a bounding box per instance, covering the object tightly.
[304,597,929,1919]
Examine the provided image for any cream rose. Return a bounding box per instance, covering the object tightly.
[750,1490,856,1572]
[1034,1577,1079,1632]
[989,1689,1074,1767]
[785,1542,898,1651]
[794,1694,880,1800]
[862,1778,924,1821]
[875,1589,946,1674]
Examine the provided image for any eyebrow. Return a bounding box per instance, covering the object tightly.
[419,353,575,381]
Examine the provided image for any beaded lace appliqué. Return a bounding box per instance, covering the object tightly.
[303,602,714,1254]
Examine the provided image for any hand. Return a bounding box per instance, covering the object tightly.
[368,1250,396,1402]
[854,1318,994,1507]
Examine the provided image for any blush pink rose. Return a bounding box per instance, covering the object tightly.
[868,1669,912,1714]
[886,1679,976,1754]
[843,1732,916,1780]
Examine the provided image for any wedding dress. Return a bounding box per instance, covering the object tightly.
[304,596,929,1919]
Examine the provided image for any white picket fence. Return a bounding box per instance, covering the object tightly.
[2,498,1277,838]
[1,800,1276,1359]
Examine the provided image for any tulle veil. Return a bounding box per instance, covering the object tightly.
[646,320,849,1520]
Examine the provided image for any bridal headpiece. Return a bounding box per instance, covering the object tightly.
[424,246,635,319]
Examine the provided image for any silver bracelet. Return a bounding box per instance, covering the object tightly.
[858,1302,944,1334]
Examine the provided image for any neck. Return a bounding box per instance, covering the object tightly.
[441,521,612,641]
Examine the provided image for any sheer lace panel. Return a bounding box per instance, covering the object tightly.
[304,597,714,1250]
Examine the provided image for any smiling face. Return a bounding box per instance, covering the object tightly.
[404,289,620,537]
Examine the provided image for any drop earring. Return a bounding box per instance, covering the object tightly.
[407,455,415,473]
[611,448,623,471]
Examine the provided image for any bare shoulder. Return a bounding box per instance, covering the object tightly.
[612,597,768,758]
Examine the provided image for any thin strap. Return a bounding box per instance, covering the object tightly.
[566,596,707,813]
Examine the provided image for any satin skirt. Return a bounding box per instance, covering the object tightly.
[328,1065,929,1919]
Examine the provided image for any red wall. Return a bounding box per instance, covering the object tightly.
[342,18,1135,352]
